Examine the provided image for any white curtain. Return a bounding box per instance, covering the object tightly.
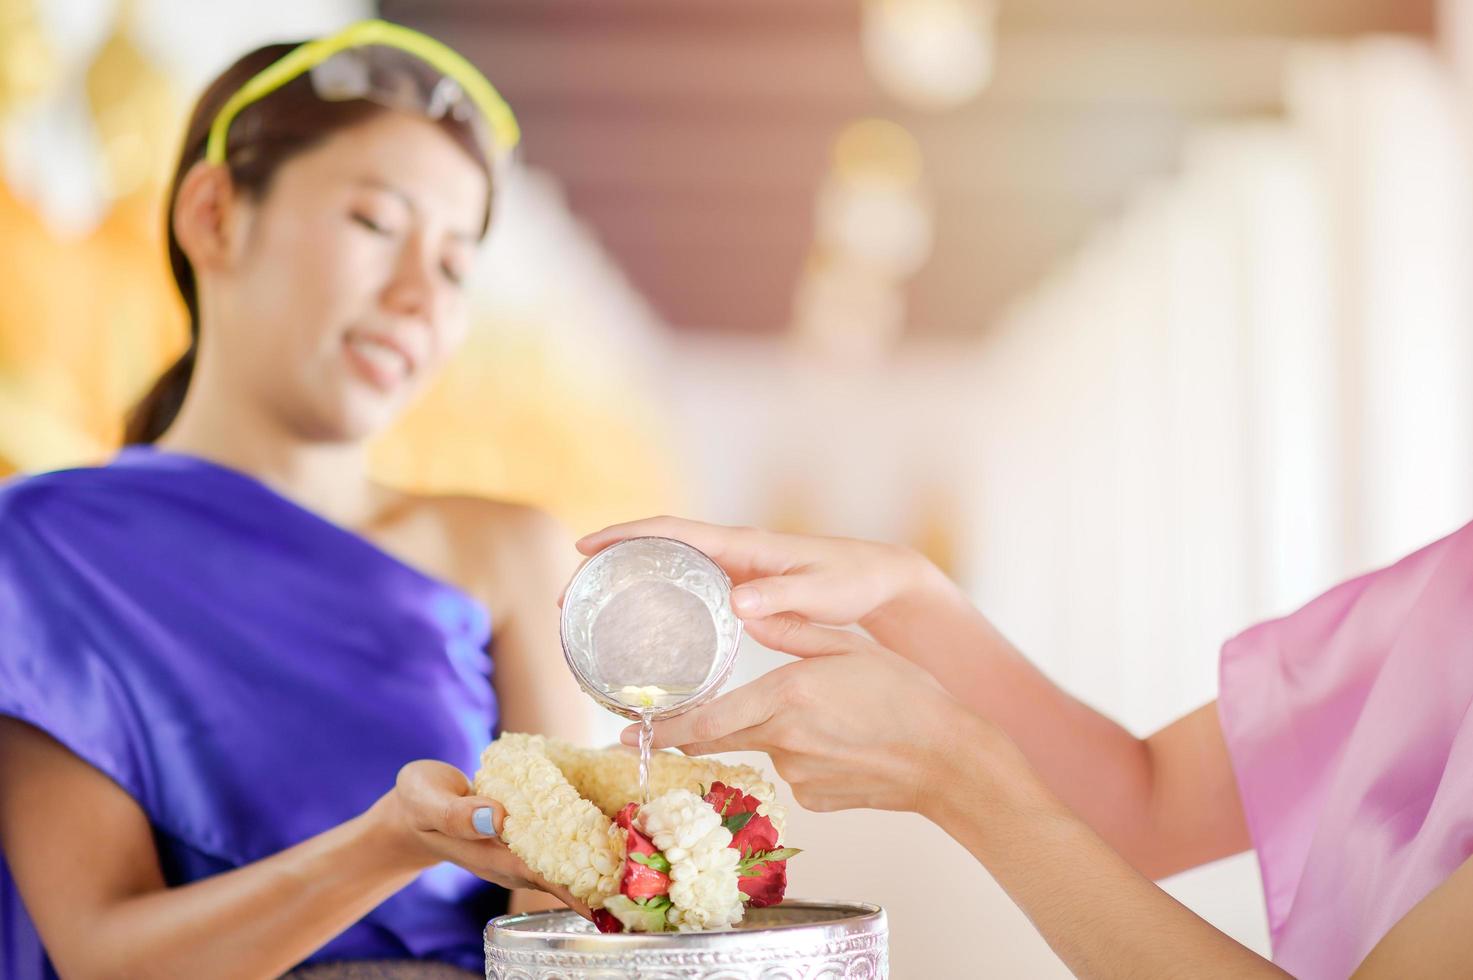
[973,37,1473,736]
[960,36,1473,957]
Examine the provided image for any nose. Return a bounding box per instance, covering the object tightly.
[381,232,438,323]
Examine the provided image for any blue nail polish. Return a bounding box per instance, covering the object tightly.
[473,807,497,837]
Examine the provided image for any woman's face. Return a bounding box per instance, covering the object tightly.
[206,110,489,442]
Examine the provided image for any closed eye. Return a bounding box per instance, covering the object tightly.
[351,212,396,236]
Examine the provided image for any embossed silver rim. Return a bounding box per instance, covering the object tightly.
[486,900,886,956]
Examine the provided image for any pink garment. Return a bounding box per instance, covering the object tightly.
[1218,520,1473,979]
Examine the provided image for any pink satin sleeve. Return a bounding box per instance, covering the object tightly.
[1217,521,1473,979]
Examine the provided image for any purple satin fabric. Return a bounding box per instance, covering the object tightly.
[0,447,504,977]
[1219,519,1473,978]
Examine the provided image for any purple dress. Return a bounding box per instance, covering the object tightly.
[0,447,504,977]
[1219,519,1473,978]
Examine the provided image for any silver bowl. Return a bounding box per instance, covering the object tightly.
[484,901,888,979]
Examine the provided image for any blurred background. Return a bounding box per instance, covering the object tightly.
[5,0,1473,974]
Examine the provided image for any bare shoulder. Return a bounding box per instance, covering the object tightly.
[383,491,575,603]
[413,493,567,549]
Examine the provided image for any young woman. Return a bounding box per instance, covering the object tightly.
[580,515,1473,979]
[0,22,588,979]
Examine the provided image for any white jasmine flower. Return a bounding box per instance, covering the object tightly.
[474,734,788,930]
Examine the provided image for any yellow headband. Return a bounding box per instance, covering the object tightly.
[205,19,519,165]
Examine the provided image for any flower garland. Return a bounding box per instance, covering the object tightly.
[474,734,797,933]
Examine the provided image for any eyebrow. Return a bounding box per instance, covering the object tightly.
[354,177,480,244]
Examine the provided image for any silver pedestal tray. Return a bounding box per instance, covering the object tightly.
[485,901,888,980]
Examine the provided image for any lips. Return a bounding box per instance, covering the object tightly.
[343,329,417,392]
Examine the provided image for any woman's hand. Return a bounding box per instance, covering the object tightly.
[573,516,949,629]
[622,614,981,815]
[373,760,590,917]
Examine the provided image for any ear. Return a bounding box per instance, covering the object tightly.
[172,162,242,273]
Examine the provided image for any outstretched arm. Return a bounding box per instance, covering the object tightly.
[579,517,1249,878]
[0,718,580,979]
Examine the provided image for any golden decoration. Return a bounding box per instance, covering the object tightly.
[0,178,187,473]
[0,0,59,120]
[85,0,178,202]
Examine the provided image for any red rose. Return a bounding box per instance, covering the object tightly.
[616,802,670,901]
[729,812,779,857]
[703,782,780,856]
[738,857,788,908]
[706,783,793,908]
[704,781,760,817]
[616,802,645,835]
[705,783,780,858]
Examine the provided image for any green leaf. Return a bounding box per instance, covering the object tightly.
[737,845,800,876]
[603,895,673,932]
[722,810,756,834]
[629,851,672,874]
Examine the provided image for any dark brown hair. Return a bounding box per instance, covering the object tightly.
[125,41,493,444]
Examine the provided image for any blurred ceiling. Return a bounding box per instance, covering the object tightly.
[381,0,1436,336]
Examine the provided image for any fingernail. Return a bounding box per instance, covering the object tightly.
[620,726,639,746]
[731,587,760,615]
[473,807,498,837]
